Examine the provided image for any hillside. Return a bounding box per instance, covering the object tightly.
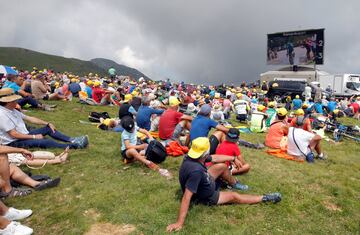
[0,47,106,76]
[91,58,150,80]
[0,47,150,80]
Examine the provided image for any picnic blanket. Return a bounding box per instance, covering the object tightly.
[265,149,304,163]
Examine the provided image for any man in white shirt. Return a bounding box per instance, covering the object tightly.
[287,126,326,160]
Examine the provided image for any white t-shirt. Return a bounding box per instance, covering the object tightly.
[287,127,315,157]
[0,106,29,145]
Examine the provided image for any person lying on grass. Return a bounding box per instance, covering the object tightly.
[0,88,88,149]
[206,128,250,176]
[120,116,159,170]
[0,145,61,198]
[166,137,281,232]
[6,145,69,167]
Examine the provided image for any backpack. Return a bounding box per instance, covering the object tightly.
[145,140,167,163]
[88,112,110,122]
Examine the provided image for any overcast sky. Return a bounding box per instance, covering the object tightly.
[1,0,360,84]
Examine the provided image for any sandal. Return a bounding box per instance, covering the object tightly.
[0,188,32,199]
[34,177,61,191]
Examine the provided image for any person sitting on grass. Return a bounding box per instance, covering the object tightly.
[31,73,65,101]
[290,109,312,132]
[3,75,53,111]
[0,194,33,235]
[265,108,289,150]
[120,116,159,170]
[0,88,88,149]
[0,145,61,198]
[136,96,165,131]
[287,125,327,160]
[189,104,228,143]
[166,137,282,232]
[158,97,193,145]
[208,128,250,176]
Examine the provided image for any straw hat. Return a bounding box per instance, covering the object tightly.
[0,88,22,102]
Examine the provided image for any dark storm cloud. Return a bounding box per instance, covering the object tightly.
[1,0,360,84]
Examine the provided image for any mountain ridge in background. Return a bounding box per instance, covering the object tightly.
[0,47,150,80]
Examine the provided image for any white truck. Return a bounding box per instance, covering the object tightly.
[260,67,360,97]
[318,74,360,97]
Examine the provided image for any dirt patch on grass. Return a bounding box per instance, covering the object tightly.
[83,209,101,221]
[85,223,136,235]
[322,200,342,212]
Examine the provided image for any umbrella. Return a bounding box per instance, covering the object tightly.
[0,65,18,76]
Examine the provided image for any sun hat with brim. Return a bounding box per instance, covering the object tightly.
[226,128,240,143]
[0,88,22,102]
[188,137,210,159]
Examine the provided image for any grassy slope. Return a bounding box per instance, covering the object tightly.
[0,47,105,76]
[5,101,360,235]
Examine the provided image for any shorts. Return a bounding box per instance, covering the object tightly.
[43,94,49,100]
[121,149,139,160]
[209,135,219,155]
[193,190,220,206]
[236,114,247,121]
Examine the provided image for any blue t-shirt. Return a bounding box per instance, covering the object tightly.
[179,156,216,201]
[136,105,164,130]
[85,86,93,98]
[292,99,302,110]
[69,83,81,96]
[314,103,324,114]
[190,115,218,142]
[3,81,20,93]
[327,101,337,112]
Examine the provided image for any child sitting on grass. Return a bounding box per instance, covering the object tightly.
[120,116,158,170]
[207,128,250,175]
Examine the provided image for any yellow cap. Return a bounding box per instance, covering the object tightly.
[131,90,139,96]
[94,81,101,87]
[277,107,288,116]
[124,94,133,102]
[295,95,300,99]
[71,78,77,83]
[214,93,220,99]
[87,80,93,86]
[169,96,180,106]
[108,83,114,87]
[257,105,266,111]
[188,137,210,159]
[295,109,304,116]
[268,101,275,108]
[205,94,210,98]
[236,93,242,98]
[333,109,339,114]
[302,103,309,108]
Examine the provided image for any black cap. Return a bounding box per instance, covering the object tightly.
[121,116,135,132]
[226,128,240,142]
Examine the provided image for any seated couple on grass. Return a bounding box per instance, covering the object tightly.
[0,88,88,149]
[265,108,326,161]
[167,137,281,232]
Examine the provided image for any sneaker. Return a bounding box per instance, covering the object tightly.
[317,153,327,160]
[159,169,172,179]
[71,136,89,149]
[230,181,249,191]
[0,221,33,235]
[262,192,282,203]
[3,208,32,221]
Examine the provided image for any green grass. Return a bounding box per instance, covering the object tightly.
[5,101,360,235]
